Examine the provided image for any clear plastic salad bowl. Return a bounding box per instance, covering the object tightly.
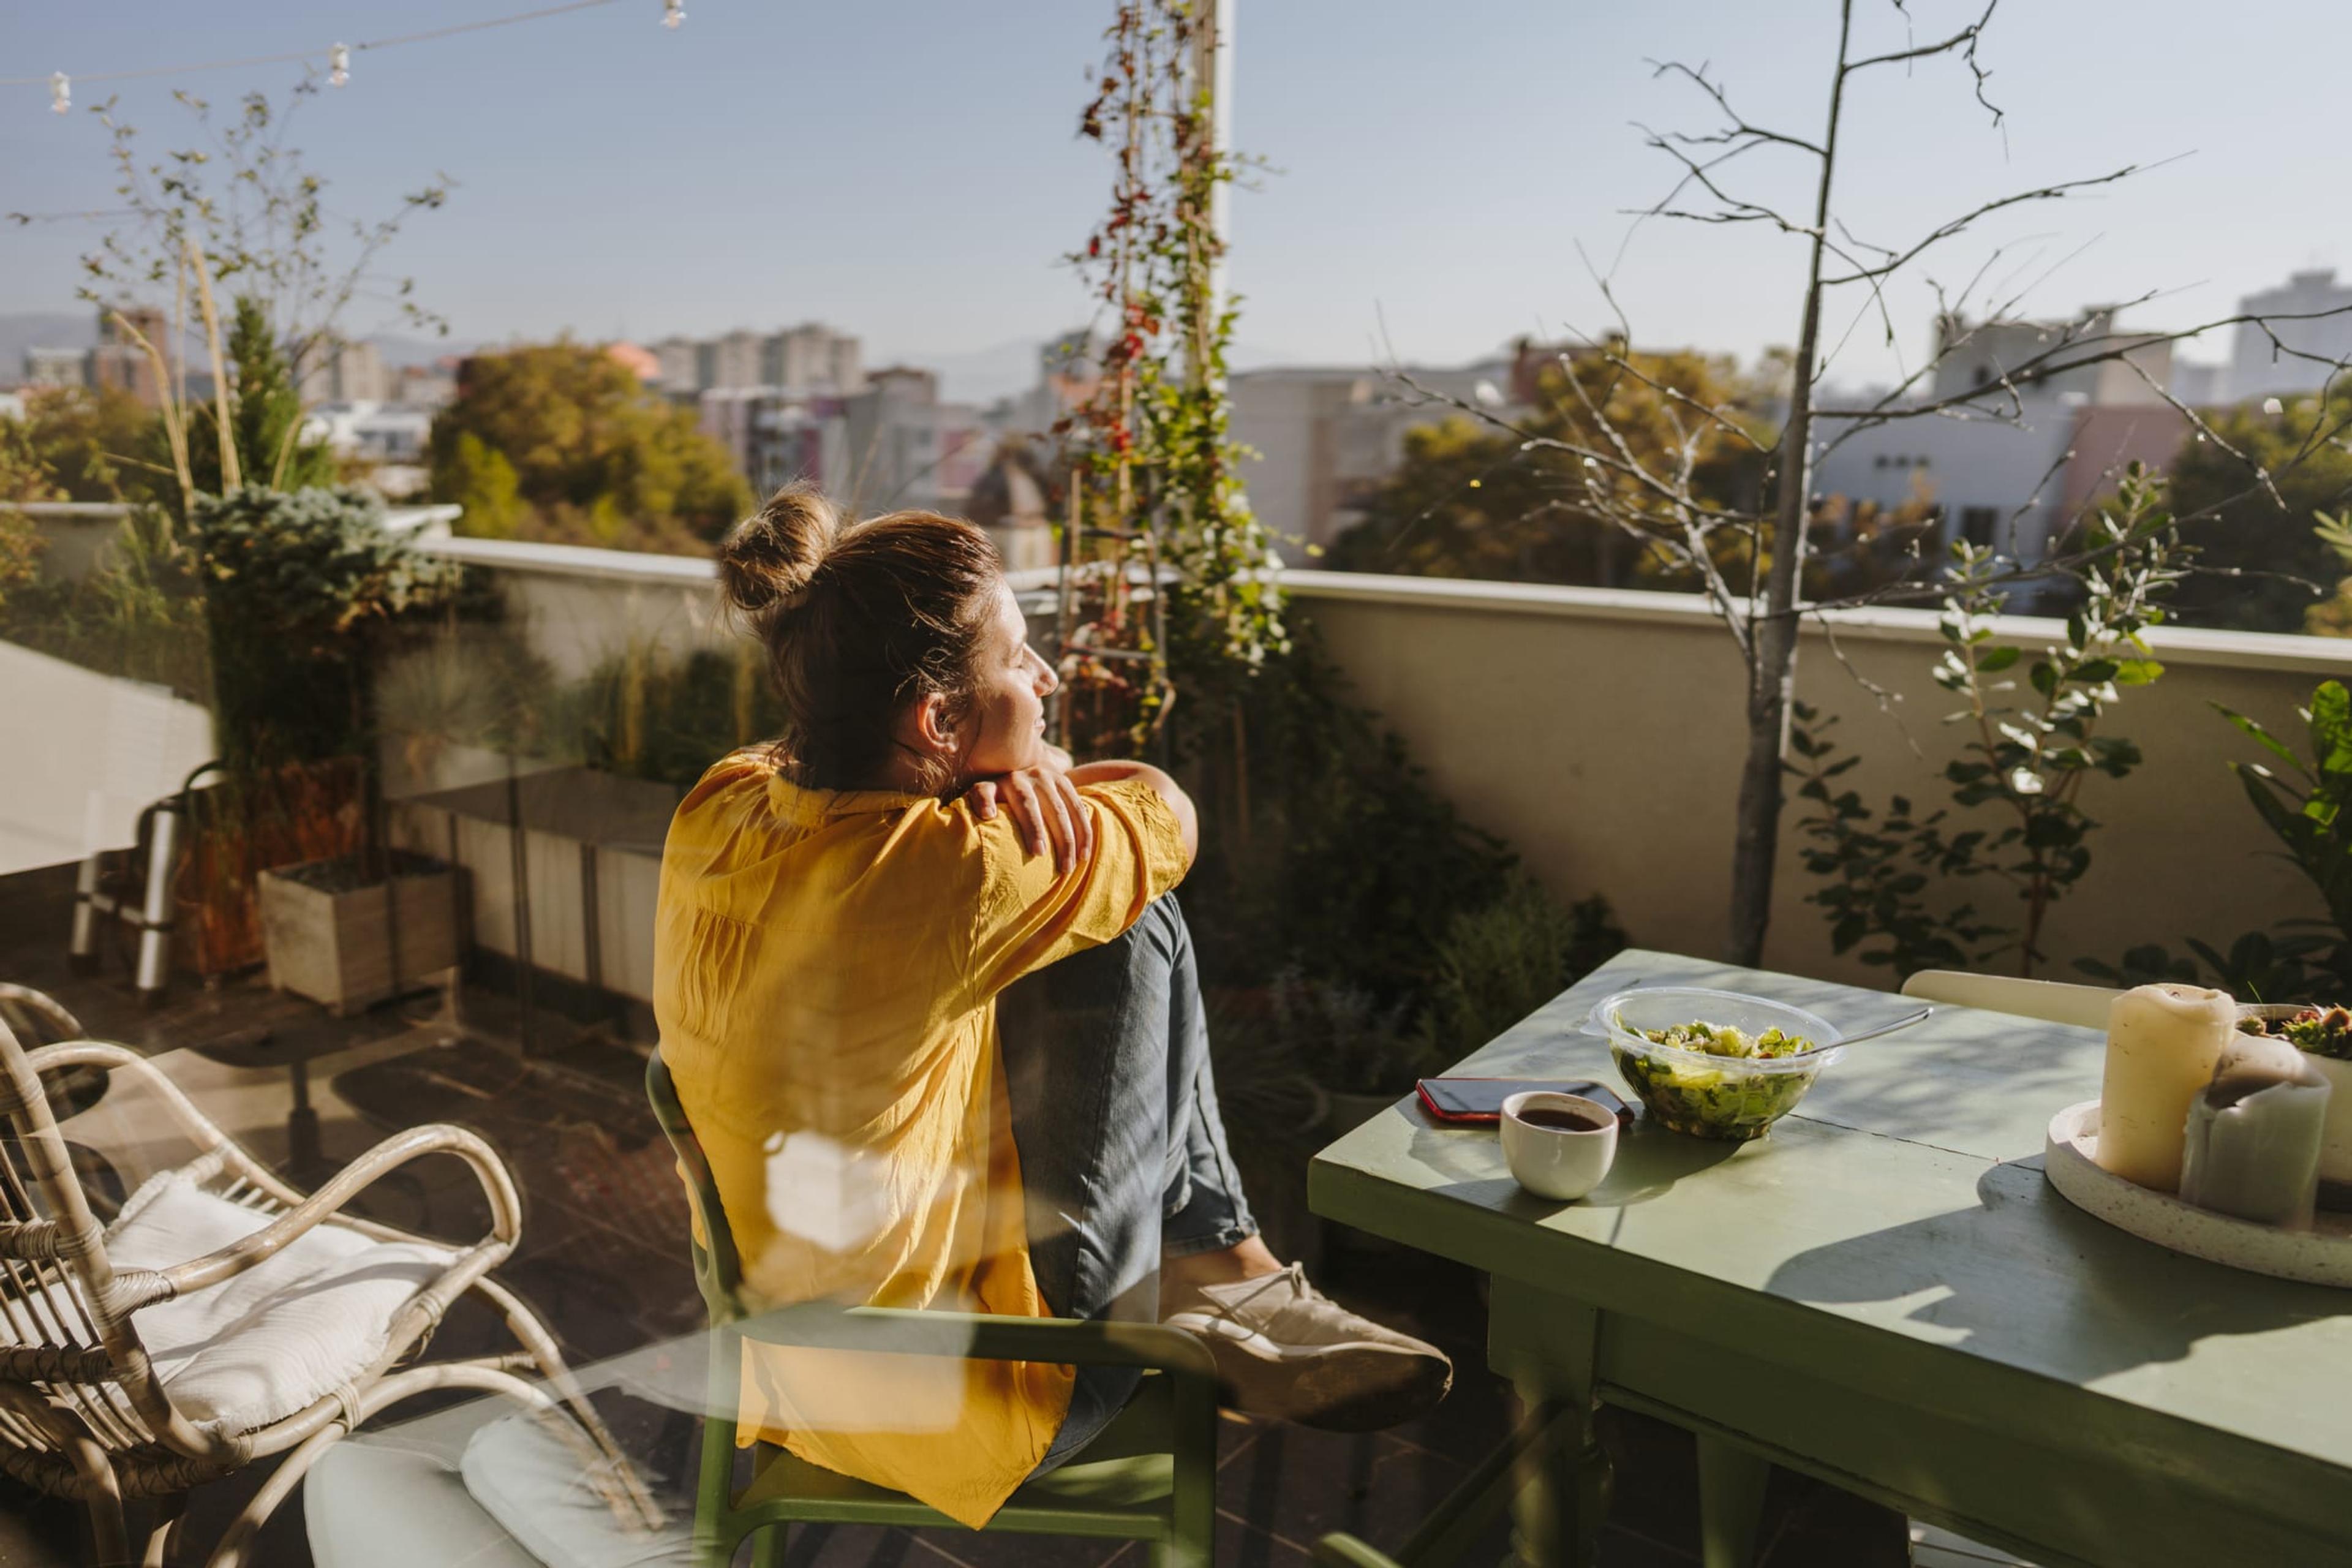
[1588,987,1844,1142]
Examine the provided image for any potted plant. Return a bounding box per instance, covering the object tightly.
[1264,968,1428,1136]
[60,84,454,996]
[193,481,467,1013]
[194,471,470,1013]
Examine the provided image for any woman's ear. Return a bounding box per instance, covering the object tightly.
[910,691,959,756]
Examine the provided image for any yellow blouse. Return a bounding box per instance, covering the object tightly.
[652,749,1189,1527]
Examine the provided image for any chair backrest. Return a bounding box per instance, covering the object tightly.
[644,1049,745,1323]
[0,1004,168,1470]
[1900,969,2119,1031]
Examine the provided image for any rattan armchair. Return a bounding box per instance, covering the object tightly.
[0,982,660,1566]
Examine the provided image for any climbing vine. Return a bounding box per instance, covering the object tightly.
[1055,0,1287,756]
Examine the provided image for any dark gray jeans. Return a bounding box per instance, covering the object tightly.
[997,892,1257,1473]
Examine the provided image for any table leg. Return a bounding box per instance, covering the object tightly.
[1695,1434,1770,1568]
[1488,1278,1612,1568]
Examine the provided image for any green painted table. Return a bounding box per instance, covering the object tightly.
[1308,950,2352,1568]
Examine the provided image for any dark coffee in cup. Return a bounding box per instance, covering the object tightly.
[1517,1106,1608,1133]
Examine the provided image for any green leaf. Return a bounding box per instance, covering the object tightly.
[1976,646,2021,673]
[2112,658,2163,686]
[2215,701,2309,775]
[2073,659,2119,684]
[2029,662,2059,698]
[2311,681,2352,772]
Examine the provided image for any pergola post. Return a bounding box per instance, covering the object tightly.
[1190,0,1234,395]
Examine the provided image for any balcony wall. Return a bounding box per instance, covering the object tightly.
[1289,570,2352,984]
[425,535,736,682]
[417,536,2352,989]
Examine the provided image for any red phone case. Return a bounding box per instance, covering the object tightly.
[1415,1077,1629,1126]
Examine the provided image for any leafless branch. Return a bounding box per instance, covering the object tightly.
[1822,303,2352,442]
[1645,59,1828,158]
[1810,608,1925,757]
[1820,161,2162,288]
[1843,0,2000,105]
[2115,355,2285,513]
[1625,127,1820,240]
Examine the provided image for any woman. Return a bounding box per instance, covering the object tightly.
[654,486,1450,1528]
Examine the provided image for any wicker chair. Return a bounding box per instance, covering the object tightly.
[0,982,661,1566]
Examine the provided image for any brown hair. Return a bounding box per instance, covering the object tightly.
[715,483,1006,793]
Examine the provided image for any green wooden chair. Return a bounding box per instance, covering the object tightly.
[1310,1395,1589,1568]
[646,1049,1221,1567]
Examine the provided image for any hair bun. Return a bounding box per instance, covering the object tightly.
[717,483,840,617]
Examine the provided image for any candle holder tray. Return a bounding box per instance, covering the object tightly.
[2045,1101,2352,1288]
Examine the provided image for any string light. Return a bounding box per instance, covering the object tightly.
[6,1,623,104]
[663,0,685,29]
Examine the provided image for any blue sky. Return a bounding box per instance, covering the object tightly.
[4,1,2345,391]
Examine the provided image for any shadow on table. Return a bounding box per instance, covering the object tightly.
[1407,1111,1741,1220]
[1763,1158,2342,1384]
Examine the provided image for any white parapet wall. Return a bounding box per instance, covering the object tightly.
[420,535,2352,989]
[417,534,1065,684]
[422,535,736,684]
[1283,570,2352,985]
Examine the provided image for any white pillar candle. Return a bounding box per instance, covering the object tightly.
[2096,982,2239,1192]
[2179,1036,2331,1229]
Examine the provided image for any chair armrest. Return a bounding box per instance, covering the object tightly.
[124,1122,524,1308]
[26,1039,241,1163]
[728,1301,1218,1381]
[0,984,87,1042]
[1312,1534,1403,1568]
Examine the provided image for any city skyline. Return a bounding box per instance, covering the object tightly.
[6,1,2349,392]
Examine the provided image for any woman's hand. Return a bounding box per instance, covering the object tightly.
[965,761,1093,875]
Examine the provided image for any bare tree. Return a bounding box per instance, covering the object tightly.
[74,82,450,391]
[1390,0,2352,967]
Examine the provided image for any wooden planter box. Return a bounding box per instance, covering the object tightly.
[257,853,462,1016]
[173,759,367,978]
[388,766,684,1005]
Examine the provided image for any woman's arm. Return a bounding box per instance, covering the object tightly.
[1067,760,1198,865]
[965,753,1199,872]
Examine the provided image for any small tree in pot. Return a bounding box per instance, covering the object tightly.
[195,481,469,1013]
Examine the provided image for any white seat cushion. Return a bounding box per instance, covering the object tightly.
[103,1167,456,1435]
[308,1438,545,1568]
[462,1408,694,1567]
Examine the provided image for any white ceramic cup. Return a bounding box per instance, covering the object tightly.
[1501,1091,1619,1201]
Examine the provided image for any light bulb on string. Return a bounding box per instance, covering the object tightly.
[663,0,685,28]
[329,44,350,87]
[50,73,69,115]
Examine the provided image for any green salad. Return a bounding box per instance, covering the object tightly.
[1613,1019,1825,1140]
[1638,1020,1815,1060]
[2237,1005,2352,1061]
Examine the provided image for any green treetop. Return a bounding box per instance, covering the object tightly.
[187,295,338,497]
[427,342,751,550]
[2163,385,2352,635]
[1327,347,1767,589]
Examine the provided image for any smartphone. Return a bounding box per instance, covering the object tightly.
[1416,1077,1632,1127]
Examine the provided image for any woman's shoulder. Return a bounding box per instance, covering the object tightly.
[675,747,778,818]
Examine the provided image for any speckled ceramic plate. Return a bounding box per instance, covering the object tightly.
[2045,1101,2352,1289]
